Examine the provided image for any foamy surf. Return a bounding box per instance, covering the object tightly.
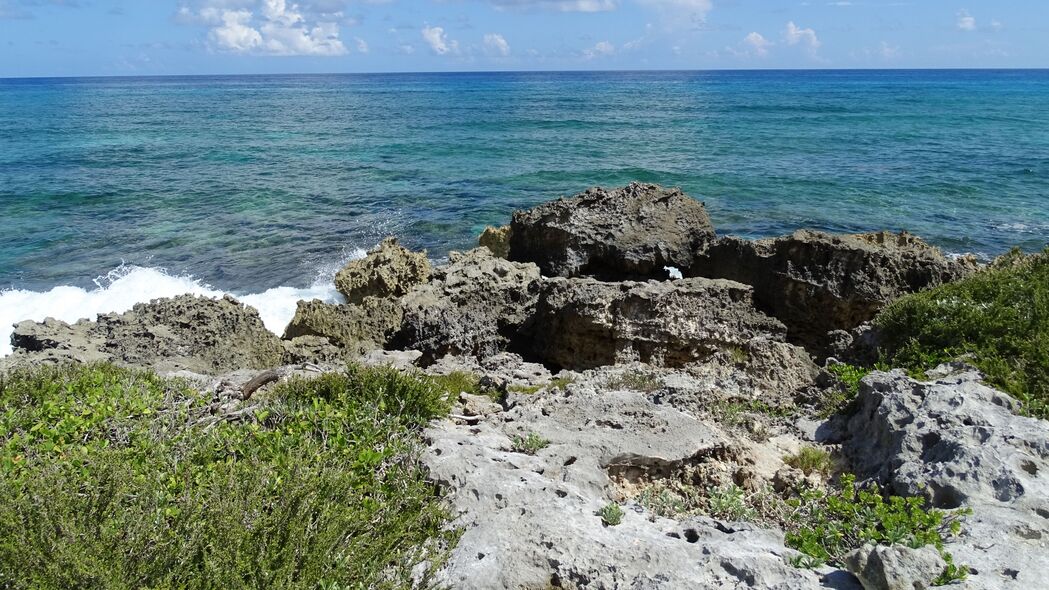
[0,254,365,357]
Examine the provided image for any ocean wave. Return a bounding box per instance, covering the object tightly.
[0,251,367,357]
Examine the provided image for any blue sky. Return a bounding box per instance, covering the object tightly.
[0,0,1045,77]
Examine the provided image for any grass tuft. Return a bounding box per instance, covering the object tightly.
[511,432,549,455]
[783,446,833,477]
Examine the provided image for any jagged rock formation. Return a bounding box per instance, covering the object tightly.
[840,365,1049,589]
[477,225,511,258]
[334,237,431,303]
[282,297,402,354]
[687,230,977,353]
[843,544,945,590]
[508,182,716,280]
[9,295,283,373]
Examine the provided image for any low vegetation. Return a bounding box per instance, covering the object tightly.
[0,363,458,589]
[598,503,624,526]
[821,363,873,417]
[428,370,502,403]
[876,247,1049,419]
[605,370,660,392]
[783,446,833,477]
[511,432,549,455]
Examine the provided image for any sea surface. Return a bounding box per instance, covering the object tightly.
[2,70,1048,353]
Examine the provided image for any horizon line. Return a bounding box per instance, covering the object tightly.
[2,66,1048,82]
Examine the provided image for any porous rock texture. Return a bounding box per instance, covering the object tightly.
[423,359,859,590]
[840,365,1049,589]
[843,544,945,590]
[687,230,977,353]
[395,248,542,363]
[509,182,716,280]
[529,276,791,371]
[282,297,402,355]
[334,237,431,303]
[8,295,283,374]
[477,225,511,258]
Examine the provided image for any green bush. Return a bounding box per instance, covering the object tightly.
[511,432,549,455]
[875,248,1049,419]
[598,503,624,526]
[784,474,968,570]
[0,363,457,590]
[783,446,833,477]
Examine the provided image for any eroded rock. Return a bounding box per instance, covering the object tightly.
[477,225,511,258]
[282,298,402,355]
[843,544,945,590]
[334,237,431,303]
[509,182,716,280]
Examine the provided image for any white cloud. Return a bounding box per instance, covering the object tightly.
[956,9,976,31]
[487,0,616,12]
[582,40,615,59]
[179,0,347,56]
[355,37,368,53]
[743,31,771,57]
[483,33,510,56]
[421,25,459,55]
[784,21,821,56]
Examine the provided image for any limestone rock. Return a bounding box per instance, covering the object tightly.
[529,276,790,371]
[688,230,977,352]
[334,237,431,303]
[10,295,283,374]
[477,225,511,258]
[282,298,402,355]
[396,248,542,363]
[840,366,1049,589]
[509,182,716,280]
[843,544,945,590]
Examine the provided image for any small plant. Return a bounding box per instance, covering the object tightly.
[511,432,549,455]
[599,503,624,526]
[783,446,833,477]
[508,376,575,396]
[728,345,749,365]
[508,383,542,395]
[788,554,825,569]
[933,551,970,586]
[549,376,576,391]
[705,484,756,521]
[635,482,704,518]
[606,370,661,392]
[715,398,795,427]
[429,370,501,402]
[821,363,872,417]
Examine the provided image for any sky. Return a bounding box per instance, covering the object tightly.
[0,0,1046,77]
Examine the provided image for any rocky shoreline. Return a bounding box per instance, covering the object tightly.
[4,183,1046,589]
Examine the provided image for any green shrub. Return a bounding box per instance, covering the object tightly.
[428,370,501,402]
[783,446,833,477]
[598,503,624,526]
[511,432,549,455]
[784,474,968,570]
[705,484,757,521]
[0,363,457,590]
[606,370,660,392]
[875,248,1049,419]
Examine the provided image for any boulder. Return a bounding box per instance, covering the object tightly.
[687,230,977,352]
[529,277,789,371]
[477,225,511,258]
[843,544,945,590]
[282,297,402,355]
[840,365,1049,589]
[509,182,716,280]
[396,248,542,364]
[334,237,431,303]
[10,295,284,374]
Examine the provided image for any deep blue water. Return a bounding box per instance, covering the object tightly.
[2,70,1048,293]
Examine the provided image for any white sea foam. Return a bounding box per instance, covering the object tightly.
[0,252,367,357]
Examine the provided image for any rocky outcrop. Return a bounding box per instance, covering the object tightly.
[334,237,431,303]
[840,365,1049,589]
[843,544,945,590]
[10,295,283,374]
[477,225,511,258]
[282,297,402,355]
[529,276,790,371]
[509,182,716,280]
[688,230,977,352]
[396,248,542,363]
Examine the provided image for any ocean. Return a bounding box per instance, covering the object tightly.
[1,69,1048,354]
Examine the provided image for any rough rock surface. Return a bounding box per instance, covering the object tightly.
[396,248,542,363]
[9,295,283,374]
[509,182,716,280]
[688,230,977,352]
[843,544,945,590]
[282,298,402,355]
[529,276,791,371]
[477,225,511,258]
[840,365,1049,589]
[334,237,431,303]
[423,361,858,589]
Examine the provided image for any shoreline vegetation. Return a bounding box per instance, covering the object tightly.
[2,183,1046,589]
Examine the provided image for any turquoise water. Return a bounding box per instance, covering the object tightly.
[2,70,1048,294]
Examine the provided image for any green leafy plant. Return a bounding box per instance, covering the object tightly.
[511,432,549,455]
[0,363,458,589]
[933,551,970,586]
[705,484,757,521]
[428,370,501,402]
[875,247,1049,419]
[784,446,833,477]
[599,503,624,526]
[606,370,661,392]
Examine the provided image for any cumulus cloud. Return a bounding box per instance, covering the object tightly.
[483,33,510,56]
[743,31,771,57]
[582,40,614,59]
[421,25,459,55]
[486,0,616,12]
[784,21,821,56]
[956,9,976,31]
[355,37,368,53]
[177,0,348,56]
